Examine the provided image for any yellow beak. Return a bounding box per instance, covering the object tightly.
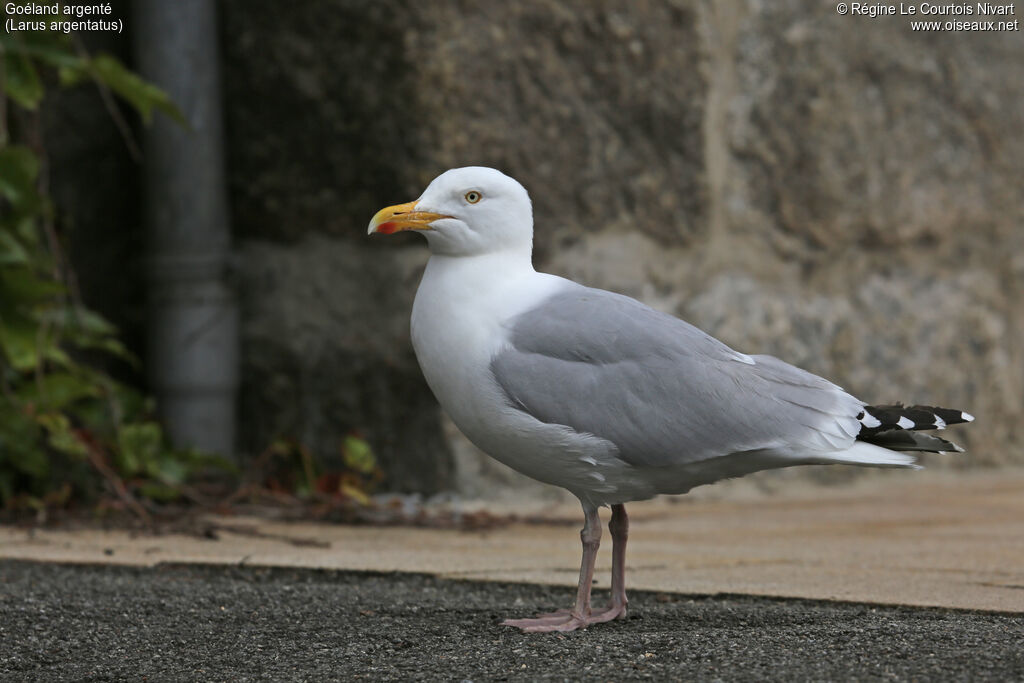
[367,200,450,235]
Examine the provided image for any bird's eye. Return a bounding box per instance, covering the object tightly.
[464,190,482,204]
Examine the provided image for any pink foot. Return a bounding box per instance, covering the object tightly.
[501,603,628,633]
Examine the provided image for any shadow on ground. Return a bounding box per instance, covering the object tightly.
[1,561,1020,681]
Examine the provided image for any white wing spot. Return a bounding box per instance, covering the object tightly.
[897,416,915,430]
[962,411,975,422]
[933,414,946,430]
[860,412,882,428]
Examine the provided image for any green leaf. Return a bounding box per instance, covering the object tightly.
[1,432,47,475]
[11,213,42,247]
[0,316,41,370]
[0,405,46,476]
[86,54,185,125]
[43,344,71,368]
[92,379,149,426]
[71,307,117,335]
[342,435,377,474]
[154,457,187,485]
[33,306,138,364]
[340,480,371,506]
[38,306,117,335]
[16,371,100,410]
[116,422,163,476]
[0,30,201,509]
[78,336,136,363]
[58,65,85,87]
[0,310,72,371]
[4,50,44,109]
[0,146,41,208]
[179,447,238,474]
[0,268,65,308]
[0,228,31,265]
[36,412,89,458]
[0,32,80,70]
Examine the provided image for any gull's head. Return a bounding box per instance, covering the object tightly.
[367,167,533,256]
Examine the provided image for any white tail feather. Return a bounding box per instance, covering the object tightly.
[822,441,921,469]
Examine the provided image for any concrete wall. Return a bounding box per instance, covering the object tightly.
[220,0,1023,496]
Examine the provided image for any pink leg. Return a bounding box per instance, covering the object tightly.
[595,503,629,621]
[501,503,629,633]
[501,502,601,632]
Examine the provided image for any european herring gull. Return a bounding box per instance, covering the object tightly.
[368,166,974,632]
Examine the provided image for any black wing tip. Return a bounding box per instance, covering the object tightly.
[859,429,966,454]
[858,403,975,437]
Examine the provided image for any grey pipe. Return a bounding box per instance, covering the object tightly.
[134,0,238,458]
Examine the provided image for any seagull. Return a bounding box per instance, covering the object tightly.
[368,167,974,633]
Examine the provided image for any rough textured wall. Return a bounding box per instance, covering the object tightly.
[707,0,1023,467]
[221,0,1023,497]
[221,1,449,491]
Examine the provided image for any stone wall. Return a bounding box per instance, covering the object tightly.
[220,0,1023,496]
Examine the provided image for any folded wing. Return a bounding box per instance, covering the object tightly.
[490,285,866,468]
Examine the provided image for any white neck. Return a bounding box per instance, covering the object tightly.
[411,247,566,358]
[424,245,535,282]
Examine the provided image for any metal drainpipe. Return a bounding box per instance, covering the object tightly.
[134,0,238,458]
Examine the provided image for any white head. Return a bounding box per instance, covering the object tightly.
[367,167,533,257]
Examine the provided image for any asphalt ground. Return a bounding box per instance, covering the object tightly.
[1,560,1022,681]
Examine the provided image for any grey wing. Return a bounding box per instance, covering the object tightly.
[490,285,864,467]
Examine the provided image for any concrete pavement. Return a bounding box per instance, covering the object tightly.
[2,468,1023,613]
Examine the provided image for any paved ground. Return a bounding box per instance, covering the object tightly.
[1,560,1022,681]
[2,470,1023,679]
[3,469,1023,612]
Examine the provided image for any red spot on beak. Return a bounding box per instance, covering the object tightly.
[376,222,398,235]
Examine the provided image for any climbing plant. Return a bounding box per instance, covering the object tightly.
[0,25,232,517]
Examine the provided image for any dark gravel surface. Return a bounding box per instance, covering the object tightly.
[1,560,1022,681]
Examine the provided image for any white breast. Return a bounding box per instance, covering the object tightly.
[411,251,563,432]
[410,253,649,505]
